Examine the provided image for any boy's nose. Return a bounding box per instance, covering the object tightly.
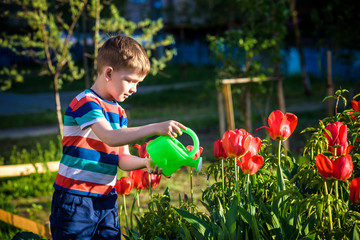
[130,84,137,93]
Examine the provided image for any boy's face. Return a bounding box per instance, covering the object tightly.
[106,68,145,102]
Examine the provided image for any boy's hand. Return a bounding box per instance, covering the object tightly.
[145,159,162,175]
[156,120,187,138]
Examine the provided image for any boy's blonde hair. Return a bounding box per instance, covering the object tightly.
[97,35,150,77]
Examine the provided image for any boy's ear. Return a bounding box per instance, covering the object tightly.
[104,66,113,81]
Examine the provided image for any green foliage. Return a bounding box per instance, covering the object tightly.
[94,3,177,76]
[0,0,86,90]
[11,231,45,240]
[125,188,205,240]
[207,0,290,79]
[0,135,62,165]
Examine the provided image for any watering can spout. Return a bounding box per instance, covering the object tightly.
[146,128,202,176]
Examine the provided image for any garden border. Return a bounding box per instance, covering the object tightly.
[0,209,51,239]
[0,161,59,178]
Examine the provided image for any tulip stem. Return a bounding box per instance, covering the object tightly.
[130,190,139,229]
[119,198,123,227]
[277,140,286,192]
[335,180,341,228]
[247,174,251,203]
[324,181,333,231]
[221,159,225,191]
[234,157,239,198]
[190,168,193,207]
[137,189,142,216]
[123,195,129,229]
[148,172,152,200]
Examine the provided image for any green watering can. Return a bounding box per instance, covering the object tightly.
[146,128,202,176]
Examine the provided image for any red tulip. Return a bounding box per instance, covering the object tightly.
[115,177,133,195]
[351,100,360,112]
[186,145,204,159]
[222,129,252,158]
[133,140,152,158]
[129,170,144,190]
[333,154,353,180]
[257,110,298,141]
[315,154,334,179]
[324,122,352,156]
[324,122,346,147]
[246,136,262,156]
[237,154,264,175]
[350,178,360,205]
[142,170,161,189]
[237,136,263,175]
[214,139,228,159]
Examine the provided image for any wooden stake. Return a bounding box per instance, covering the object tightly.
[222,84,235,130]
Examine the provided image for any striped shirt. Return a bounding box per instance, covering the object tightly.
[54,89,127,197]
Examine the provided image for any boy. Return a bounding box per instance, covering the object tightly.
[50,35,186,239]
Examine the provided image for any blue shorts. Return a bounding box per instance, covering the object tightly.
[50,190,121,240]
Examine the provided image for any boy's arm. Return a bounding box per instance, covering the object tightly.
[91,119,186,147]
[118,145,161,174]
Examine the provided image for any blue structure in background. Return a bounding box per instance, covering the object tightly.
[171,39,360,82]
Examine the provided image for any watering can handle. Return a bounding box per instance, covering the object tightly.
[183,128,200,158]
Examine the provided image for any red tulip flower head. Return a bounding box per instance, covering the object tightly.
[133,140,152,158]
[257,110,298,141]
[222,129,252,158]
[186,145,204,159]
[115,177,133,195]
[324,122,352,156]
[350,178,360,205]
[237,136,263,175]
[142,170,161,189]
[333,154,353,180]
[315,154,353,181]
[237,154,264,175]
[129,170,145,190]
[214,139,228,159]
[351,100,360,112]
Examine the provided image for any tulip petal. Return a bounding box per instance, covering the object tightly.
[315,154,334,179]
[351,100,360,112]
[268,110,284,139]
[282,113,298,138]
[325,122,342,146]
[350,178,360,205]
[333,154,353,180]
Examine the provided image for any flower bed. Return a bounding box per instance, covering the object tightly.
[117,89,360,239]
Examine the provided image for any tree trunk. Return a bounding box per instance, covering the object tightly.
[326,50,334,116]
[53,72,63,137]
[290,0,311,96]
[275,62,289,150]
[245,85,252,132]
